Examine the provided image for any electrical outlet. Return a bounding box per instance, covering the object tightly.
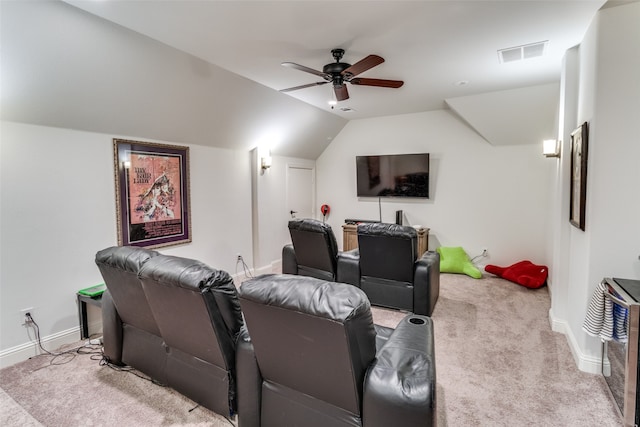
[19,307,34,326]
[481,248,489,257]
[236,253,243,262]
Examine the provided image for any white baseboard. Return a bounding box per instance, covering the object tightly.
[271,259,282,274]
[548,307,568,334]
[3,261,277,369]
[0,326,81,369]
[231,261,281,285]
[548,308,605,375]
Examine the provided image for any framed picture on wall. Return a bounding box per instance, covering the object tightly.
[569,122,588,231]
[113,139,191,248]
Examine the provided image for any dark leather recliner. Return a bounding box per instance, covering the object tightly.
[236,274,436,427]
[345,222,440,316]
[283,218,357,283]
[95,246,165,380]
[96,246,245,418]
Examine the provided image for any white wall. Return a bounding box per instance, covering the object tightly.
[1,0,346,160]
[316,109,554,268]
[0,121,253,362]
[548,47,580,328]
[252,152,316,268]
[0,0,334,366]
[549,2,640,373]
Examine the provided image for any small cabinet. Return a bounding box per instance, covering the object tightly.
[342,224,359,252]
[343,223,429,256]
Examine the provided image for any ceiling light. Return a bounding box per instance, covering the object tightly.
[328,100,337,106]
[498,41,548,63]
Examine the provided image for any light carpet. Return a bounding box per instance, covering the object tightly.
[0,273,622,426]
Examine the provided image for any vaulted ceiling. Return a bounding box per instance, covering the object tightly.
[64,0,605,120]
[2,1,607,158]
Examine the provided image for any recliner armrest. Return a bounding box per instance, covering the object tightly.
[236,326,261,427]
[281,244,298,275]
[413,251,440,316]
[101,290,124,365]
[363,315,436,427]
[373,323,394,352]
[337,248,360,286]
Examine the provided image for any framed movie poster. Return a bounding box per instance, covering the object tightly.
[569,122,588,231]
[113,139,191,248]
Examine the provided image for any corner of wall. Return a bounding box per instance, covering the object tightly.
[549,308,604,374]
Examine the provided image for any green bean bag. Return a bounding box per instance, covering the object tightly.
[437,246,482,279]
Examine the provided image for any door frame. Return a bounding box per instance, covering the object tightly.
[285,162,316,221]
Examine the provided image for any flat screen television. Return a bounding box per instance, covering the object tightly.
[356,153,429,198]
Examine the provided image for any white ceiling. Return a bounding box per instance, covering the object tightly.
[64,0,606,121]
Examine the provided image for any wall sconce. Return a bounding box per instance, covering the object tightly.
[261,154,272,170]
[543,139,560,158]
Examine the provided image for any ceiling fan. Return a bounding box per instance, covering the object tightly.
[280,48,404,102]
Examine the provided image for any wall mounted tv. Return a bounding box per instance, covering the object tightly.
[356,153,430,198]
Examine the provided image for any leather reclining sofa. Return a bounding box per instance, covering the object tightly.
[283,219,440,316]
[96,246,436,426]
[95,246,246,418]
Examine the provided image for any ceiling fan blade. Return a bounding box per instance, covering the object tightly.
[281,62,329,79]
[280,81,329,93]
[342,55,384,77]
[334,85,349,101]
[350,78,404,88]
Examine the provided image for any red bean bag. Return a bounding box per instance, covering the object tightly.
[485,260,548,289]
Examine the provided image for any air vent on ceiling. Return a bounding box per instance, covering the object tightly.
[498,40,548,63]
[339,107,355,112]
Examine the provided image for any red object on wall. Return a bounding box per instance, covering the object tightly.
[321,204,330,216]
[485,260,548,289]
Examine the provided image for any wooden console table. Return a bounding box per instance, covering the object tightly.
[342,223,429,256]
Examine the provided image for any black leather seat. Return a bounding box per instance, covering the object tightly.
[282,218,342,281]
[96,246,245,418]
[95,246,165,381]
[356,222,440,316]
[138,253,245,417]
[236,274,436,427]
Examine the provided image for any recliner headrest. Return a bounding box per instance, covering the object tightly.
[139,254,235,293]
[288,218,333,234]
[239,274,371,322]
[357,222,417,239]
[95,245,160,272]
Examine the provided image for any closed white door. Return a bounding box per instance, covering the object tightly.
[287,165,314,220]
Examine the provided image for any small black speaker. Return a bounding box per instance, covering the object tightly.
[395,210,403,225]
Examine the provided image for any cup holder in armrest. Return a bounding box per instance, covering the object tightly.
[409,317,425,325]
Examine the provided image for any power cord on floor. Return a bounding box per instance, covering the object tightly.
[24,313,102,366]
[98,355,166,386]
[235,255,254,281]
[25,315,237,424]
[100,356,235,425]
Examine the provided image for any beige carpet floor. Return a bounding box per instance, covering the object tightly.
[0,273,622,426]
